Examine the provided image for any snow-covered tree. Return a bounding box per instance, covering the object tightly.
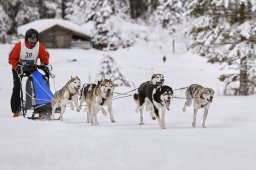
[65,0,134,50]
[65,0,91,24]
[97,54,131,87]
[0,5,11,41]
[15,5,40,26]
[187,0,256,95]
[38,0,60,19]
[151,0,183,33]
[0,0,40,34]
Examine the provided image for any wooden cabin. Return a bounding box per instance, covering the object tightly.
[18,19,92,49]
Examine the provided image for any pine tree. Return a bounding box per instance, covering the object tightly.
[15,4,40,26]
[151,0,183,33]
[38,0,60,19]
[97,54,131,87]
[187,0,256,95]
[0,0,40,34]
[65,0,91,24]
[0,5,11,42]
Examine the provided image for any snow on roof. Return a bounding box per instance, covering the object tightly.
[17,19,91,37]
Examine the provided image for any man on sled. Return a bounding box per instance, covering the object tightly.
[8,28,50,118]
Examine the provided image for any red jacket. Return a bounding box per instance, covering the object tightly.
[8,41,49,69]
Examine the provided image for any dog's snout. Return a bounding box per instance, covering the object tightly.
[107,89,111,92]
[161,79,164,82]
[210,96,213,100]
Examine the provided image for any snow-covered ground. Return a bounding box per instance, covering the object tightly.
[0,41,256,170]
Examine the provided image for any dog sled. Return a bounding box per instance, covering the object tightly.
[17,63,55,120]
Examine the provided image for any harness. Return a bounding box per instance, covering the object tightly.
[69,93,75,100]
[200,94,208,108]
[100,98,106,105]
[189,86,194,98]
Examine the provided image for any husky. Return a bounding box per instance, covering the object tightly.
[133,74,165,122]
[182,84,215,128]
[77,83,105,122]
[82,79,115,126]
[51,76,81,121]
[150,73,165,85]
[134,83,173,129]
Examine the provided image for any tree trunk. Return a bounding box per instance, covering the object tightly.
[239,57,248,95]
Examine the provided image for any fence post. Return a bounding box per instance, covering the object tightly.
[172,39,175,54]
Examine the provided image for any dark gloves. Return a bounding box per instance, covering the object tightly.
[15,65,22,74]
[27,64,37,72]
[15,64,37,74]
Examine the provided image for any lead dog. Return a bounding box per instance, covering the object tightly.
[182,84,215,128]
[82,79,115,125]
[134,83,173,129]
[51,76,81,121]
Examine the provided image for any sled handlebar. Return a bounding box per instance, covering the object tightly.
[17,64,53,76]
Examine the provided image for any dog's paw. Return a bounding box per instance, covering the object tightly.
[76,107,81,112]
[202,124,206,128]
[192,122,196,127]
[139,122,144,125]
[182,107,186,112]
[71,107,74,111]
[161,125,167,129]
[151,116,156,120]
[111,119,115,123]
[102,111,107,116]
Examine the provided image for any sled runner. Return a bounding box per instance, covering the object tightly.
[17,64,54,120]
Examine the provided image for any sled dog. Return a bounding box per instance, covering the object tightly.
[51,76,81,121]
[134,83,173,129]
[81,79,115,125]
[133,73,165,122]
[150,73,165,85]
[182,84,215,128]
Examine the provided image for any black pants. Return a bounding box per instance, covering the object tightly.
[11,69,21,113]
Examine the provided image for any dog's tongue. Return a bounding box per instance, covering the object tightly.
[165,100,170,110]
[75,87,79,92]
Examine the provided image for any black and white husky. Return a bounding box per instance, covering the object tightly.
[134,83,173,129]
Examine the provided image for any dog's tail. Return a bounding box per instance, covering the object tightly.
[134,93,139,101]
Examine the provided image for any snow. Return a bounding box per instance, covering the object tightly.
[17,19,91,37]
[1,40,256,170]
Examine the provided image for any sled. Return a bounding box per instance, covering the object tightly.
[18,64,55,120]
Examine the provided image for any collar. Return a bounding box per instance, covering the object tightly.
[200,93,205,100]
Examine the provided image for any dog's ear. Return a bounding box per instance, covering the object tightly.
[169,87,173,94]
[151,74,156,79]
[210,88,215,94]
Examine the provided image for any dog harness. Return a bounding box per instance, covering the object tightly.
[100,98,106,105]
[200,94,209,108]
